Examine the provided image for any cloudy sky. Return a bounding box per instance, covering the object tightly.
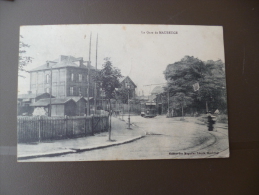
[18,24,225,95]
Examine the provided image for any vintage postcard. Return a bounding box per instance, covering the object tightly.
[17,24,229,161]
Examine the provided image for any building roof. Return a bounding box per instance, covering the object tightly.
[118,76,126,83]
[18,92,54,100]
[30,98,75,107]
[134,95,149,100]
[18,93,37,99]
[28,55,95,72]
[151,86,164,94]
[119,76,137,88]
[70,96,93,102]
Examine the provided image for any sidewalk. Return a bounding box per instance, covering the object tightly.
[18,117,145,160]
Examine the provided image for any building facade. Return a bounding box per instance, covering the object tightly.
[29,55,97,99]
[119,76,137,99]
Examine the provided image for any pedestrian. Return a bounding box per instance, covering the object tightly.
[207,111,215,131]
[171,109,174,117]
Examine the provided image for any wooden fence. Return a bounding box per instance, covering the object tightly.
[18,115,109,143]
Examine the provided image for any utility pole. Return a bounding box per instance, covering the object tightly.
[127,82,131,129]
[49,63,52,117]
[87,32,92,116]
[161,94,163,114]
[167,89,170,117]
[94,34,98,115]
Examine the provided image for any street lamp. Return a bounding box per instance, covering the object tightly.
[100,89,104,112]
[126,82,131,129]
[79,93,82,116]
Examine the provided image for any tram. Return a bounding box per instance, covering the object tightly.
[140,102,157,118]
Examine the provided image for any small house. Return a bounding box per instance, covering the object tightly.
[30,98,77,116]
[118,76,137,99]
[17,92,55,115]
[70,96,94,116]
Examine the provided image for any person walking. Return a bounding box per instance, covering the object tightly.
[207,111,216,131]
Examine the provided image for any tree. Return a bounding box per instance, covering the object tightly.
[116,88,129,104]
[94,58,122,140]
[19,35,33,77]
[164,56,227,115]
[172,92,193,118]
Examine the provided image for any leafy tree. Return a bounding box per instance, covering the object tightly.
[19,35,33,77]
[172,92,193,118]
[116,88,129,104]
[164,56,227,115]
[94,58,122,140]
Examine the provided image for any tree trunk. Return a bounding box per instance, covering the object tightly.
[108,99,112,141]
[181,104,184,119]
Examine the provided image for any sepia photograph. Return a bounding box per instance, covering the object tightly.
[17,24,229,161]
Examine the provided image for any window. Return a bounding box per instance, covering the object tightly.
[70,87,73,95]
[46,74,50,83]
[71,73,74,81]
[79,74,82,82]
[79,87,81,96]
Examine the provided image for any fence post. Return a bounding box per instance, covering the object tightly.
[91,116,94,135]
[72,117,74,137]
[50,117,53,141]
[65,115,68,138]
[38,116,41,143]
[84,115,87,136]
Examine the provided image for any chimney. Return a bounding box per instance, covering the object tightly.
[79,57,83,67]
[59,55,67,62]
[86,61,91,67]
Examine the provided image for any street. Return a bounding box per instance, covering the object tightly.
[24,115,229,161]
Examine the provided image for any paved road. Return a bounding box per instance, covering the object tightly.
[26,116,229,161]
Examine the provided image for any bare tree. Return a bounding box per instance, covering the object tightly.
[19,35,33,77]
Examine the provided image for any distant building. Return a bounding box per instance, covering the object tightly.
[151,86,164,95]
[151,85,165,115]
[119,76,137,99]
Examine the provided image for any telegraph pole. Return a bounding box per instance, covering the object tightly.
[127,82,131,129]
[87,32,92,116]
[94,34,98,115]
[49,63,52,117]
[167,89,170,116]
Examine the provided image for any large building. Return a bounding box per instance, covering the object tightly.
[28,55,98,98]
[19,55,99,116]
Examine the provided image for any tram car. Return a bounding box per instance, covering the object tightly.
[140,102,157,118]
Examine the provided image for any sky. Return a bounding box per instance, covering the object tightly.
[18,24,225,95]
